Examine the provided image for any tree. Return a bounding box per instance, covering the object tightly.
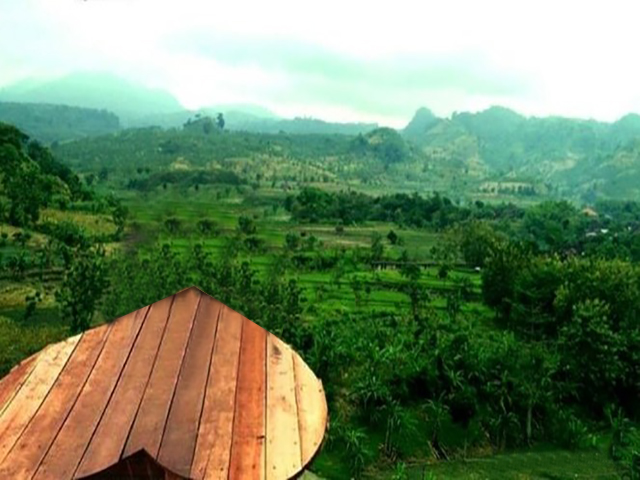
[202,117,214,134]
[24,291,42,321]
[457,221,503,268]
[481,241,530,321]
[164,217,181,235]
[98,167,109,182]
[4,161,47,226]
[216,113,225,130]
[197,219,218,236]
[237,215,257,235]
[370,233,385,262]
[438,263,450,281]
[557,298,623,406]
[285,232,300,251]
[521,201,582,253]
[387,230,399,245]
[111,202,129,239]
[56,244,108,333]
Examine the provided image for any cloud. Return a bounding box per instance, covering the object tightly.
[162,31,533,122]
[1,0,640,125]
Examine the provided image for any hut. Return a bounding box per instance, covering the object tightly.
[0,287,328,479]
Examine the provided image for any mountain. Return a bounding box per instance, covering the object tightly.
[0,102,120,143]
[402,106,640,200]
[403,107,439,141]
[0,72,183,126]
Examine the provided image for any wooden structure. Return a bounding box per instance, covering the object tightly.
[0,287,328,480]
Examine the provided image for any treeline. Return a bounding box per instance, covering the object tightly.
[126,169,246,191]
[286,188,640,260]
[284,187,525,228]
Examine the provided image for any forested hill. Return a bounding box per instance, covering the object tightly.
[0,122,95,227]
[403,106,640,200]
[0,72,182,126]
[0,102,120,143]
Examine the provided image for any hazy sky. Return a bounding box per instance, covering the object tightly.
[1,0,639,127]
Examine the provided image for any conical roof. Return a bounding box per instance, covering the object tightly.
[0,287,328,479]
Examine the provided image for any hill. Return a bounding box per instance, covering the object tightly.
[0,121,95,227]
[403,106,640,201]
[0,102,120,143]
[0,72,183,126]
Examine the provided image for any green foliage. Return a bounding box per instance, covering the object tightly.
[164,217,181,235]
[481,241,530,320]
[56,243,109,333]
[521,201,582,253]
[387,229,400,245]
[8,116,640,478]
[286,187,518,228]
[356,127,411,165]
[456,220,505,268]
[0,123,92,227]
[127,169,244,191]
[23,291,42,321]
[196,218,219,236]
[237,215,257,235]
[0,317,67,377]
[370,233,384,262]
[284,232,301,251]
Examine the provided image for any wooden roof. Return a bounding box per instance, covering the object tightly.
[0,287,328,480]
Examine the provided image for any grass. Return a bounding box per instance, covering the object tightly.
[309,440,621,480]
[410,443,620,480]
[40,208,116,236]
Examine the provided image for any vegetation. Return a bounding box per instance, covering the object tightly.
[0,102,120,143]
[3,118,640,479]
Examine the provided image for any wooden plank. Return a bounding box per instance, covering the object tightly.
[265,334,302,479]
[228,317,266,480]
[123,288,201,459]
[0,326,111,479]
[0,334,81,463]
[194,306,244,480]
[33,307,148,480]
[0,353,39,416]
[74,296,175,478]
[294,353,328,464]
[75,450,167,480]
[158,296,222,477]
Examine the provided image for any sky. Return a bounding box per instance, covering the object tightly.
[0,0,639,128]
